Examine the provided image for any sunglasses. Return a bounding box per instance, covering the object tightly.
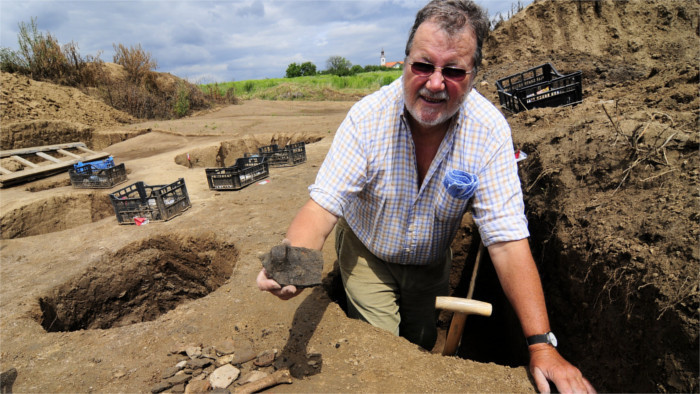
[408,61,472,82]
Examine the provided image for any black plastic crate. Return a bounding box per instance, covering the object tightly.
[495,63,582,113]
[109,178,191,224]
[206,156,269,190]
[257,142,307,167]
[69,163,128,189]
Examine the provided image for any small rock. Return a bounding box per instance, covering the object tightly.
[230,341,256,364]
[113,371,126,379]
[202,346,218,360]
[166,373,191,386]
[151,382,173,393]
[209,364,240,389]
[176,360,188,369]
[215,339,236,355]
[191,372,208,381]
[171,383,186,393]
[216,354,235,366]
[186,346,203,359]
[187,358,212,370]
[162,367,180,379]
[254,349,277,367]
[237,371,267,385]
[185,379,211,394]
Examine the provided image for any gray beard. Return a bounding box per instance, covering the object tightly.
[404,86,470,128]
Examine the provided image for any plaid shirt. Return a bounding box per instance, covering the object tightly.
[309,77,529,265]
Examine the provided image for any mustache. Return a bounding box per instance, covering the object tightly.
[418,87,449,101]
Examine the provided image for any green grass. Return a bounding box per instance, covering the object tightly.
[200,70,402,101]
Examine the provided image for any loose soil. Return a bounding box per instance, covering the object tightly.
[0,0,697,392]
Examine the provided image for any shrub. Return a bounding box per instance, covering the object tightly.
[112,43,157,84]
[0,18,101,86]
[173,81,190,117]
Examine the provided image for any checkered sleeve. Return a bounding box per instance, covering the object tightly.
[309,107,368,218]
[470,110,530,246]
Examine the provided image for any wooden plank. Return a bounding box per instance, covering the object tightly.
[0,142,87,158]
[76,146,97,155]
[0,152,109,187]
[36,151,63,163]
[0,166,12,175]
[57,149,82,159]
[10,155,39,168]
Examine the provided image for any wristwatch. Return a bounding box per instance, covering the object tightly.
[526,331,558,348]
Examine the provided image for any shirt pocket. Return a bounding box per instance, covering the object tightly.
[434,182,472,222]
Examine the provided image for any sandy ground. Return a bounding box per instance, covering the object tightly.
[0,1,698,393]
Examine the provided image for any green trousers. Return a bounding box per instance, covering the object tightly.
[335,218,451,350]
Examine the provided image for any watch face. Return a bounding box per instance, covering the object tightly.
[547,332,558,347]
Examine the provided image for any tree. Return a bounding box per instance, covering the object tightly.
[285,62,302,78]
[325,55,351,76]
[299,61,317,76]
[350,64,364,75]
[286,61,317,78]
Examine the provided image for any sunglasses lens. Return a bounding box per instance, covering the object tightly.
[442,67,467,81]
[411,61,469,81]
[411,62,434,76]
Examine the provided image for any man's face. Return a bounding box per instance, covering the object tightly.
[403,20,476,129]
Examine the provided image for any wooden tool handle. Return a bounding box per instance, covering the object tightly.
[435,297,492,317]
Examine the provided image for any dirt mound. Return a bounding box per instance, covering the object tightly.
[484,0,699,93]
[0,72,135,150]
[464,1,699,392]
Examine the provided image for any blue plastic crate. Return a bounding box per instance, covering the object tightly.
[74,156,115,171]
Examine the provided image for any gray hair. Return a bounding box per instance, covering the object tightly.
[404,0,490,74]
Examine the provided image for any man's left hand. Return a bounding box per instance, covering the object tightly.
[529,344,596,394]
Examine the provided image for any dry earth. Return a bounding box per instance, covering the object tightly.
[1,0,698,393]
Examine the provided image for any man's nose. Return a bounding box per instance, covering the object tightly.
[425,70,445,92]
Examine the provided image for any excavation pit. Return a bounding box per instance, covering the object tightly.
[37,234,237,332]
[1,192,113,239]
[174,134,322,168]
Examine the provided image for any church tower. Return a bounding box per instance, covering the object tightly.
[380,49,386,66]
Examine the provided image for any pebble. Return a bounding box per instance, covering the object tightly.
[254,349,277,367]
[161,366,180,379]
[166,373,191,386]
[209,364,240,389]
[187,358,212,369]
[186,346,202,359]
[184,379,211,394]
[151,381,172,393]
[216,354,236,366]
[215,339,236,355]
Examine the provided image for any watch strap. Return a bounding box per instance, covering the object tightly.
[526,332,557,347]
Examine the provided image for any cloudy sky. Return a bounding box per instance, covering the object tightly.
[1,0,528,83]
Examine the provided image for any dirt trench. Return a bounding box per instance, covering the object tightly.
[37,234,237,332]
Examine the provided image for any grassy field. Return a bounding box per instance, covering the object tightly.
[200,70,403,101]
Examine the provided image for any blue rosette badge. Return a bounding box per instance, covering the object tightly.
[443,170,479,200]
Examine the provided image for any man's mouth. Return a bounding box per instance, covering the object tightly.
[419,89,448,104]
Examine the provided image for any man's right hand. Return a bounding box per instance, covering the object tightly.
[256,268,304,300]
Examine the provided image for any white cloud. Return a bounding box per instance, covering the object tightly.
[1,0,532,82]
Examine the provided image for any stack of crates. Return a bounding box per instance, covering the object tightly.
[69,156,127,189]
[109,178,191,224]
[495,63,582,113]
[256,142,306,167]
[205,156,269,191]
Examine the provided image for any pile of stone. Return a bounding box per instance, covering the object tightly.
[151,339,287,394]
